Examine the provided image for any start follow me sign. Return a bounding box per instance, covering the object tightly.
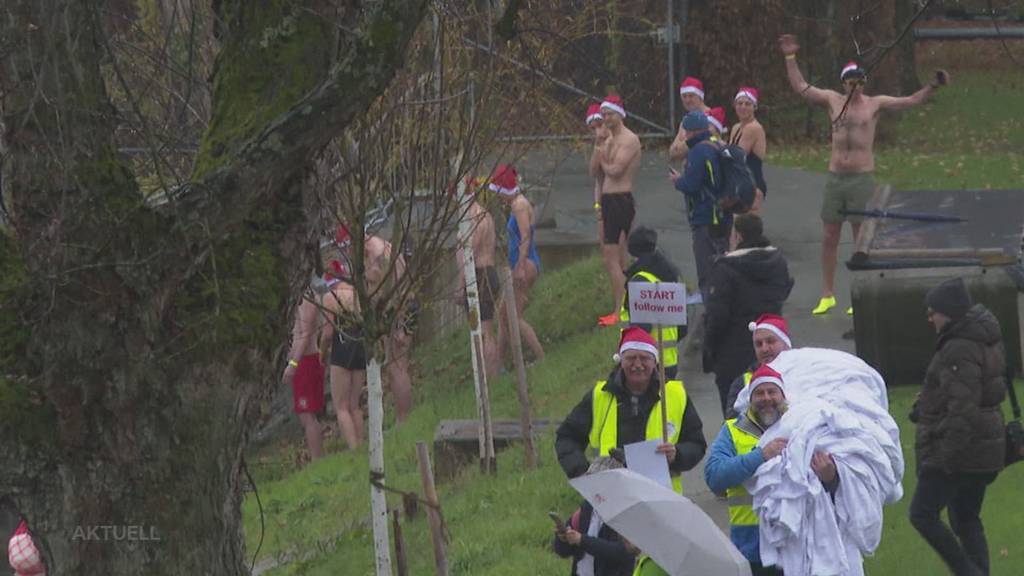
[627,282,687,325]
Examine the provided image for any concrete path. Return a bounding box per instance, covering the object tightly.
[522,144,860,529]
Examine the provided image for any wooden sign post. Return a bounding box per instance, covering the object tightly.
[626,281,687,441]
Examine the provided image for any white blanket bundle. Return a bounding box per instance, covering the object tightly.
[734,348,905,576]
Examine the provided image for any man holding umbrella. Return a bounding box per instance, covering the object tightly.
[556,328,707,493]
[705,365,839,575]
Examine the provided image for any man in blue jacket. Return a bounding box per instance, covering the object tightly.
[670,111,729,301]
[705,365,839,575]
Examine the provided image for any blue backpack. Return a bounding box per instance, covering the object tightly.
[703,141,757,215]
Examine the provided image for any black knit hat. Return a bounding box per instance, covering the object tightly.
[926,277,972,320]
[628,226,658,257]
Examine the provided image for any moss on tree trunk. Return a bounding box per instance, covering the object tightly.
[0,0,428,573]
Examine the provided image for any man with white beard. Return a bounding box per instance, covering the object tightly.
[705,365,839,576]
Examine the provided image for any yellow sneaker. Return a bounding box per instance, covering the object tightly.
[846,306,854,316]
[812,296,837,315]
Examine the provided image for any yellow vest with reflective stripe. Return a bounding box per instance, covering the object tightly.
[588,380,687,493]
[633,555,669,576]
[725,418,760,526]
[618,270,679,368]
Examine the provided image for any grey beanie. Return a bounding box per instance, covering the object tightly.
[926,277,972,320]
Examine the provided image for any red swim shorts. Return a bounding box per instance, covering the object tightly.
[292,354,325,414]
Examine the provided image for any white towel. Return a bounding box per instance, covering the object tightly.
[735,348,904,576]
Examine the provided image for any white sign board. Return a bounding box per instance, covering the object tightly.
[627,282,687,325]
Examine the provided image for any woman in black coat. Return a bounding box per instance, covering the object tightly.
[703,213,793,416]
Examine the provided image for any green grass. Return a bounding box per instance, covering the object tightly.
[245,253,1024,575]
[243,256,621,574]
[770,71,1024,189]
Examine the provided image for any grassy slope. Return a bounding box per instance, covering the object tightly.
[771,71,1024,189]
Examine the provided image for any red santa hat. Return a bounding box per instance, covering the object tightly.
[488,164,520,197]
[750,364,785,396]
[585,103,603,126]
[748,313,792,348]
[679,76,705,100]
[8,520,45,575]
[600,95,627,118]
[706,107,727,134]
[734,86,759,107]
[334,224,352,248]
[841,61,866,81]
[324,259,347,286]
[612,326,658,363]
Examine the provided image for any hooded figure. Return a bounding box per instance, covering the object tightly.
[704,214,794,416]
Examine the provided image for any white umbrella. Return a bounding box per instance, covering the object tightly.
[571,469,751,576]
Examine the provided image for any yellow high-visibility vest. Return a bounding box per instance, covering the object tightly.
[619,270,679,368]
[724,418,760,526]
[588,379,687,493]
[633,555,670,576]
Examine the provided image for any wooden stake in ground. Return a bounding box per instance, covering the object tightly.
[501,266,537,469]
[457,184,496,473]
[392,509,409,576]
[416,441,450,576]
[367,357,393,576]
[656,319,669,443]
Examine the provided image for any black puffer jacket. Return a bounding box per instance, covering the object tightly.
[703,243,793,379]
[915,304,1006,473]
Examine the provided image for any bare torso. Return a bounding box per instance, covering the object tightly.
[470,201,495,267]
[293,295,323,356]
[826,93,880,173]
[601,126,642,194]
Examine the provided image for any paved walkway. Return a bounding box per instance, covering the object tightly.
[523,144,860,528]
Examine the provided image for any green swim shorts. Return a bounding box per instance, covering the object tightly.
[821,172,876,224]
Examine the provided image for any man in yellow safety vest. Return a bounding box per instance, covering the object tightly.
[617,226,683,379]
[705,365,839,575]
[555,327,707,493]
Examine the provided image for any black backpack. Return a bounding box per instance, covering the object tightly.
[702,141,757,215]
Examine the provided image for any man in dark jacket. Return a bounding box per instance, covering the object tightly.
[555,328,707,492]
[704,213,794,416]
[910,277,1006,576]
[620,226,684,379]
[670,111,729,301]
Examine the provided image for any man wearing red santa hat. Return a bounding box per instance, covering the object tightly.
[779,33,950,316]
[594,95,642,328]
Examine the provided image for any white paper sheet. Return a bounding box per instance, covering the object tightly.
[624,439,673,491]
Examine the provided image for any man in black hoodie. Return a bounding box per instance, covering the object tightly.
[704,214,794,416]
[619,227,683,379]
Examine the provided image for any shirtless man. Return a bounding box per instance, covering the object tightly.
[456,178,500,379]
[594,95,642,327]
[281,279,329,459]
[780,34,949,315]
[669,76,711,163]
[319,262,366,450]
[336,225,414,422]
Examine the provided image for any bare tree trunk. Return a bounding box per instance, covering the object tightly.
[367,357,393,576]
